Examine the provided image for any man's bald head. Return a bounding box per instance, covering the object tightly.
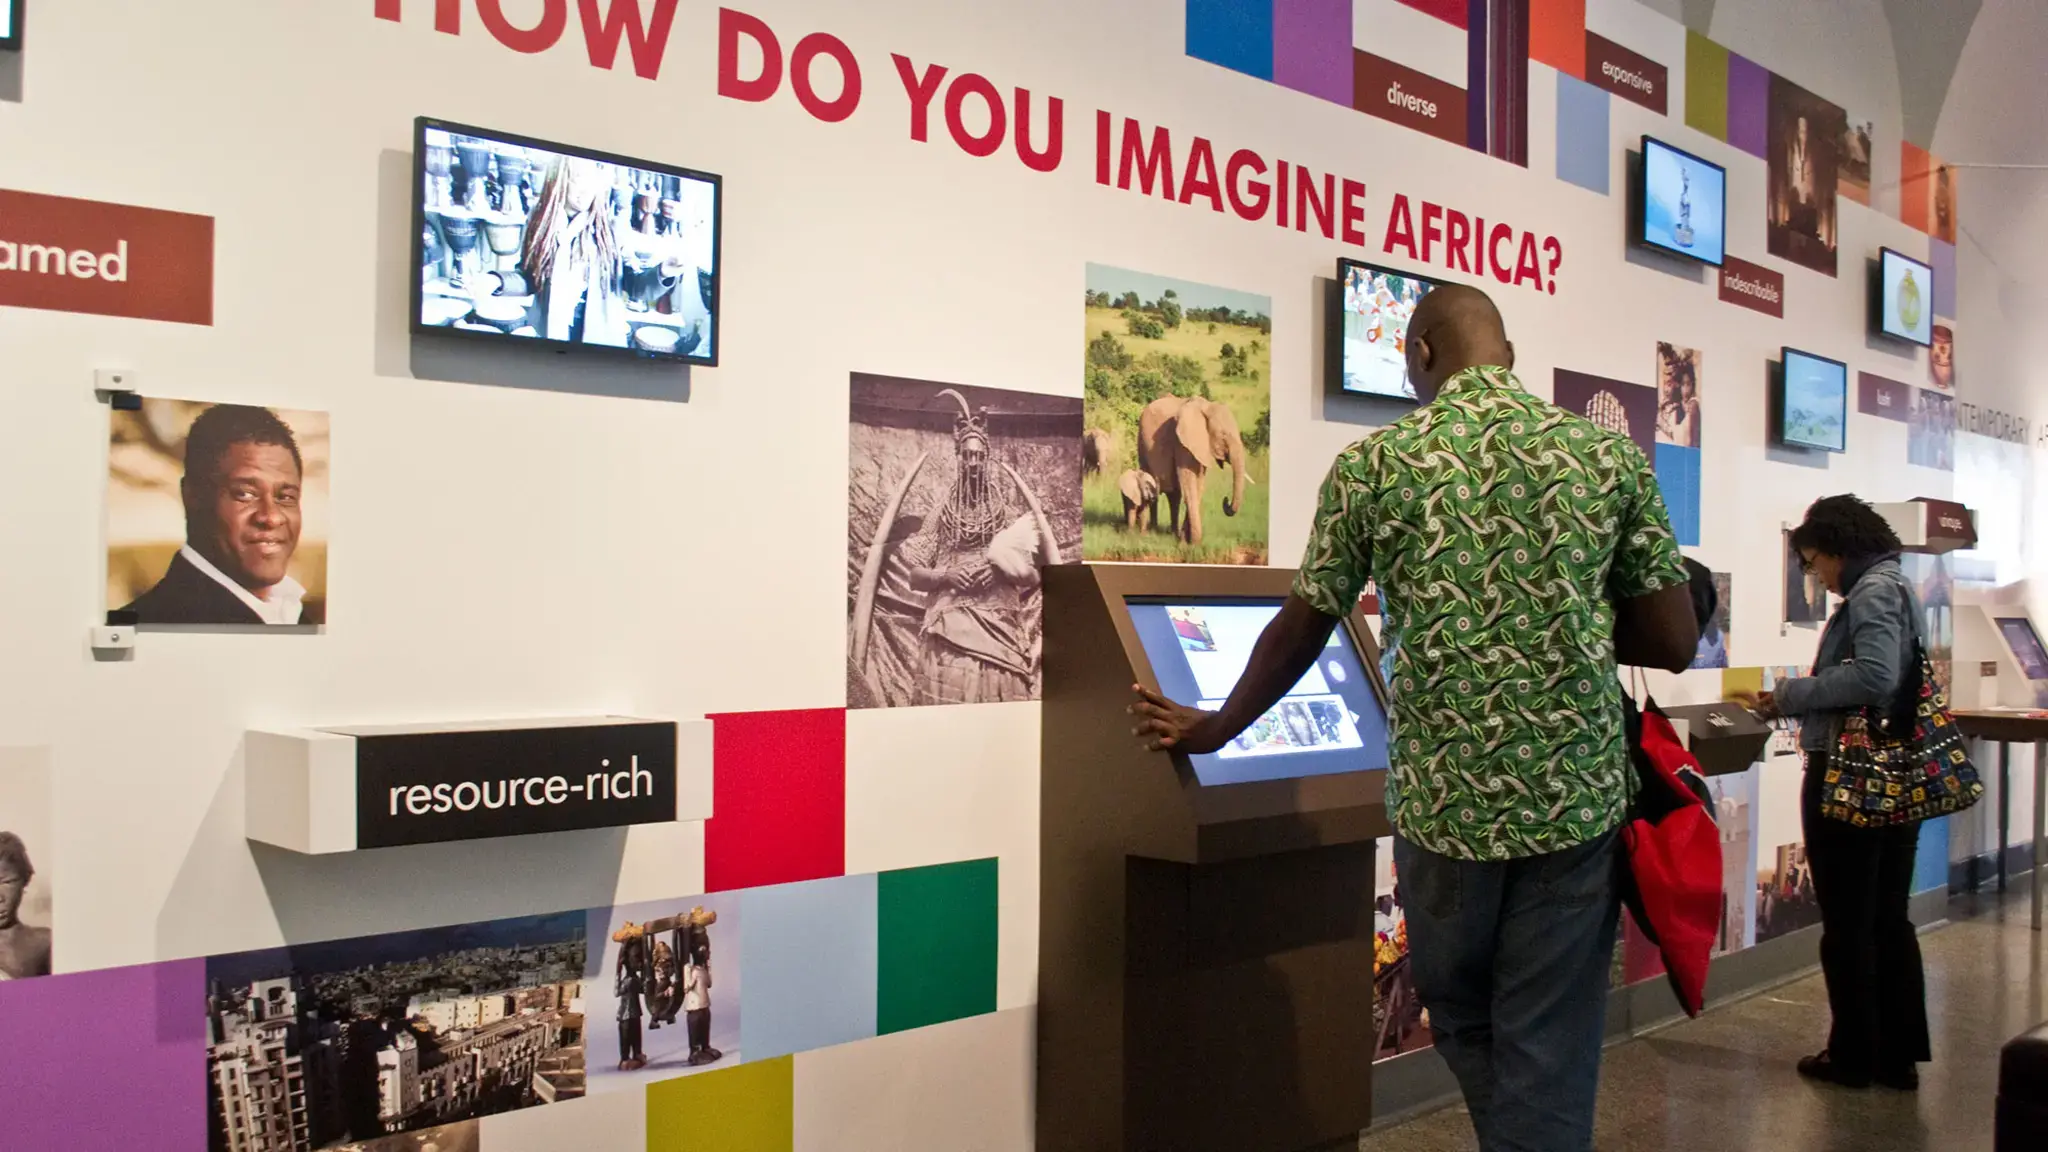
[1405,284,1514,401]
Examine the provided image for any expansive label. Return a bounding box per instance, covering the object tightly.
[1584,33,1667,115]
[0,189,214,325]
[1857,372,1909,422]
[1717,255,1784,318]
[352,721,678,848]
[1353,50,1468,148]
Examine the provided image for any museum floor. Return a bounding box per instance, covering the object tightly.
[1364,886,2045,1151]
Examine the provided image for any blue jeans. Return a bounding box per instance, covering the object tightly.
[1393,830,1621,1152]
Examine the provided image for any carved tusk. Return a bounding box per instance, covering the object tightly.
[935,388,975,421]
[851,451,931,675]
[1001,462,1063,567]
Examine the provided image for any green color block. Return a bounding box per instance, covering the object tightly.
[877,857,999,1034]
[1685,31,1729,141]
[646,1057,794,1152]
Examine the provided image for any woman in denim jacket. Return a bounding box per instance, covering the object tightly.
[1739,495,1930,1091]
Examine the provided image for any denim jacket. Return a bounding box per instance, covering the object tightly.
[1773,556,1923,752]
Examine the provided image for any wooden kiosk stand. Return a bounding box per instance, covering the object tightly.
[1039,564,1393,1152]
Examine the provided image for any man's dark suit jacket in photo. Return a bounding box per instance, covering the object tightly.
[122,551,322,626]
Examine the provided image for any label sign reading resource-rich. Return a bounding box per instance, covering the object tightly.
[0,189,215,325]
[1718,255,1784,318]
[352,721,678,848]
[1585,33,1668,115]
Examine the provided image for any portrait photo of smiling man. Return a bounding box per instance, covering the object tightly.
[107,399,330,627]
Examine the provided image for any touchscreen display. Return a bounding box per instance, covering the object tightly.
[1997,617,2048,681]
[1125,598,1391,786]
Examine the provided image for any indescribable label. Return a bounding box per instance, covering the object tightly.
[1718,255,1784,318]
[352,721,678,849]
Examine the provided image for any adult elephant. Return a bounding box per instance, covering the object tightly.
[1138,395,1251,547]
[1082,428,1116,476]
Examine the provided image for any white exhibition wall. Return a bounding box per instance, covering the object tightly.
[1,0,2044,1145]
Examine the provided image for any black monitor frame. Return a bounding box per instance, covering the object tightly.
[1872,247,1935,347]
[1634,134,1728,268]
[1774,346,1849,454]
[1,0,22,51]
[1330,256,1442,402]
[409,116,724,366]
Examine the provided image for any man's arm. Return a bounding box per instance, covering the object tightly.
[1131,595,1340,753]
[1614,584,1699,673]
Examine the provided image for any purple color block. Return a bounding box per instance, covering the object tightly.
[1930,238,1957,318]
[1726,53,1769,158]
[1274,0,1355,105]
[0,960,209,1150]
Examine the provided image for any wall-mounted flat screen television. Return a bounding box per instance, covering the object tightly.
[1,0,21,50]
[411,117,722,365]
[1335,258,1437,401]
[1638,136,1726,266]
[1777,348,1848,453]
[1875,248,1934,346]
[1123,597,1391,787]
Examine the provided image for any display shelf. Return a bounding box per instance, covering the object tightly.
[245,715,710,854]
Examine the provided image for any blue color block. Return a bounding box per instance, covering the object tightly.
[1555,72,1611,194]
[1929,238,1957,320]
[1914,817,1949,895]
[739,873,879,1060]
[1655,443,1700,547]
[1186,0,1274,80]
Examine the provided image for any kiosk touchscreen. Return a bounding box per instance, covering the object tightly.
[1957,605,2048,710]
[1123,598,1390,786]
[1040,564,1389,1152]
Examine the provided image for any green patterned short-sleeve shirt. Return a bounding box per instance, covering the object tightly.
[1294,366,1686,862]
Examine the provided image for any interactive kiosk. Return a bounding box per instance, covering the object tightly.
[1959,606,2048,710]
[1039,564,1392,1152]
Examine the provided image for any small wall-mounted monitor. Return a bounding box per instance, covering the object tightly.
[1,0,21,50]
[1637,136,1727,267]
[1776,347,1848,453]
[411,117,723,365]
[1123,597,1391,787]
[1334,258,1439,402]
[1874,248,1934,346]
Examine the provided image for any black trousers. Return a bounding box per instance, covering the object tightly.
[1802,762,1932,1074]
[688,1007,711,1048]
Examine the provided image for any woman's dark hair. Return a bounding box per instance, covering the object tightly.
[1789,494,1903,560]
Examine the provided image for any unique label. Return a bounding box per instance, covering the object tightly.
[1585,33,1668,115]
[1914,498,1976,549]
[0,189,214,325]
[1353,50,1468,148]
[1857,372,1909,423]
[1718,255,1784,317]
[352,722,678,849]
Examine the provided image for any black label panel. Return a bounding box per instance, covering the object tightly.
[353,722,677,848]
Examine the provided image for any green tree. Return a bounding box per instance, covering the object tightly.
[1127,314,1165,339]
[1160,298,1183,329]
[1088,331,1132,371]
[1117,290,1143,310]
[1124,369,1165,405]
[1244,406,1272,453]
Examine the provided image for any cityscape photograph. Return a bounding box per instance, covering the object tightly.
[204,912,588,1151]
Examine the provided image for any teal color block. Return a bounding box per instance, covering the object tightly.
[877,858,998,1035]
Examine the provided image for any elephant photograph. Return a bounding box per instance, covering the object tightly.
[1081,264,1271,564]
[846,374,1083,709]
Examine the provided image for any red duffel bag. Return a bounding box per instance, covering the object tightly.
[1617,694,1723,1017]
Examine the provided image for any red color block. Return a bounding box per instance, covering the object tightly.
[706,708,847,892]
[1397,0,1468,29]
[1530,0,1585,78]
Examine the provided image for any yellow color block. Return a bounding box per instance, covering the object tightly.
[647,1058,795,1152]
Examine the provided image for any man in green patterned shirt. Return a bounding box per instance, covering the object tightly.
[1131,285,1695,1152]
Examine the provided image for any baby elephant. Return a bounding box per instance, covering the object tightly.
[1119,469,1161,531]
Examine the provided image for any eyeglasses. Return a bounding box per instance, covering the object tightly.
[1797,552,1819,573]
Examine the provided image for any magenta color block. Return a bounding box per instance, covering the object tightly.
[1726,54,1769,158]
[1274,0,1356,105]
[0,960,209,1149]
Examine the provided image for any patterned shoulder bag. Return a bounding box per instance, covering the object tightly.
[1821,574,1985,828]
